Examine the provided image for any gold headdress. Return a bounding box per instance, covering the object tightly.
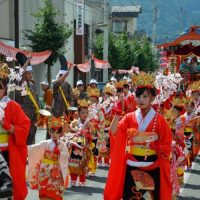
[164,109,176,128]
[87,87,100,98]
[183,96,195,105]
[188,81,200,92]
[0,63,10,79]
[72,87,80,96]
[171,97,185,107]
[78,99,89,108]
[103,83,116,95]
[121,79,129,86]
[131,72,155,88]
[114,80,124,89]
[48,116,65,129]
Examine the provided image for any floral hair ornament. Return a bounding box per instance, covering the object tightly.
[0,63,10,79]
[131,72,155,89]
[78,99,89,108]
[48,116,65,130]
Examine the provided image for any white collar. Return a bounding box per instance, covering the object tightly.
[135,107,156,131]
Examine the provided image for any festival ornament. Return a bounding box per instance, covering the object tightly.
[48,116,65,130]
[114,80,124,89]
[0,63,10,79]
[87,87,100,98]
[103,83,116,96]
[131,72,155,88]
[188,81,200,92]
[78,99,90,108]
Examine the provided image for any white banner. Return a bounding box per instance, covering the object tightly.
[76,1,84,35]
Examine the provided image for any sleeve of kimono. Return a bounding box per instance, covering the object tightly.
[151,114,172,159]
[7,101,30,146]
[104,114,131,200]
[59,142,70,185]
[28,142,46,188]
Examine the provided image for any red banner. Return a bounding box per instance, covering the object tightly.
[0,41,51,65]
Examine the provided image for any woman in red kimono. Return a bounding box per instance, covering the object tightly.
[0,63,31,200]
[104,73,172,200]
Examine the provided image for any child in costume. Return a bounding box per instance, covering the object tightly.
[105,73,172,200]
[68,99,92,186]
[28,116,69,200]
[98,83,116,167]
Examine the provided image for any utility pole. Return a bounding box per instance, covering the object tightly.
[152,0,158,45]
[14,0,19,48]
[103,0,110,83]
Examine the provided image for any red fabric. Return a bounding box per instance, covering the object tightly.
[125,94,137,113]
[0,41,51,65]
[104,111,172,200]
[4,100,30,200]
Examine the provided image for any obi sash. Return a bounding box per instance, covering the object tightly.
[0,125,9,150]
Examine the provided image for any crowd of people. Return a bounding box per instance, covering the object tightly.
[0,52,199,200]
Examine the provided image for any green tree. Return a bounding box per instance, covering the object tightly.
[24,0,72,84]
[93,33,158,72]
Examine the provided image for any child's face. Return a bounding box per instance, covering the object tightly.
[79,108,89,121]
[50,129,61,140]
[186,104,194,114]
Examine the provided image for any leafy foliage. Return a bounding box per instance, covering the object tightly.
[93,33,158,72]
[24,0,72,83]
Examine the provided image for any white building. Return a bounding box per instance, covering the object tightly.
[112,5,142,35]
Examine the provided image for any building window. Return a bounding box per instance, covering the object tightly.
[112,21,127,33]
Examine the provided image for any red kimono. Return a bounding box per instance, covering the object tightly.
[104,110,172,200]
[4,100,31,200]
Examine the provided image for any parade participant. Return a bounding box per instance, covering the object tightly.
[104,73,172,200]
[109,77,117,85]
[0,62,30,200]
[15,52,39,145]
[40,81,53,111]
[87,87,104,174]
[86,79,99,94]
[28,116,69,200]
[68,99,92,186]
[170,97,186,186]
[76,80,88,99]
[52,55,73,117]
[98,83,116,167]
[113,80,127,114]
[188,81,200,109]
[181,98,199,166]
[122,79,137,113]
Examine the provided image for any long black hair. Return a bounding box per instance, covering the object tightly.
[0,77,9,95]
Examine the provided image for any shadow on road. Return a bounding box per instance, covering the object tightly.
[66,186,104,194]
[87,175,107,183]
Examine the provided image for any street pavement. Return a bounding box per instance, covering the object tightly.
[26,129,200,200]
[178,154,200,199]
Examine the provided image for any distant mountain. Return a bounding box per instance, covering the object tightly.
[111,0,200,44]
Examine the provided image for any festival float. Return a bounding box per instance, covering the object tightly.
[157,26,200,87]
